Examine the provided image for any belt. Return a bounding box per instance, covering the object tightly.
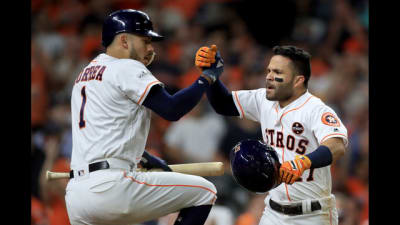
[69,161,110,178]
[269,199,321,215]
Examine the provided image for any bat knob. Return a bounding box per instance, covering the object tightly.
[46,170,50,181]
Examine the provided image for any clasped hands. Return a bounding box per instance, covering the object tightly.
[195,44,224,83]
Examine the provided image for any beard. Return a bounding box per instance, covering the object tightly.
[266,82,294,102]
[129,48,154,66]
[129,48,140,62]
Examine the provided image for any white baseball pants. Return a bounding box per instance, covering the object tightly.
[65,163,216,225]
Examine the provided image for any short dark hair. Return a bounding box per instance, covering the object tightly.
[272,45,311,88]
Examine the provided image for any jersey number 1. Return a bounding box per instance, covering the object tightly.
[79,86,87,129]
[297,168,315,182]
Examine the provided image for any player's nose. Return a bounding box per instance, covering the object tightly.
[266,72,274,81]
[147,43,154,52]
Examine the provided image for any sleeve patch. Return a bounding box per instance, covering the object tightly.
[321,112,340,127]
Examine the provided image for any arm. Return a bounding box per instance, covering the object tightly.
[195,44,239,116]
[142,76,210,121]
[279,137,347,184]
[312,137,346,167]
[206,79,239,116]
[144,45,224,121]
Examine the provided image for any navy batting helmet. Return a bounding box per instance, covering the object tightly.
[102,9,164,47]
[230,139,281,194]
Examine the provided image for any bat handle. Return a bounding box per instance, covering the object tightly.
[46,170,70,180]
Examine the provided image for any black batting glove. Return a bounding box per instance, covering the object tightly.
[202,51,224,83]
[140,150,172,172]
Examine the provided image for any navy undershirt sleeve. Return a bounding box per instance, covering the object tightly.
[206,79,239,116]
[142,77,210,121]
[306,145,333,169]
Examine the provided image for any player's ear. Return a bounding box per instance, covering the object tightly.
[120,34,129,49]
[294,75,305,88]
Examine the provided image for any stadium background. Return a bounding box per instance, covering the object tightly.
[31,0,369,224]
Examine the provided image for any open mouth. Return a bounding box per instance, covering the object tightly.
[266,83,275,90]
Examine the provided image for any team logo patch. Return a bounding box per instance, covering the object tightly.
[292,122,304,135]
[322,112,340,127]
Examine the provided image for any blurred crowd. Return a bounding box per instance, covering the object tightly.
[31,0,369,225]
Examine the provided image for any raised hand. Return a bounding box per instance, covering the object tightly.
[195,45,217,70]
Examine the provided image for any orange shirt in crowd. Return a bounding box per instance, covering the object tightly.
[235,212,257,225]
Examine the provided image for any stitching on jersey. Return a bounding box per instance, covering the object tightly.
[138,81,162,105]
[279,96,314,124]
[320,133,347,144]
[281,125,291,201]
[234,91,245,118]
[123,171,217,195]
[278,96,313,202]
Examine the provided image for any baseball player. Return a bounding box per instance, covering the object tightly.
[196,45,347,225]
[65,9,224,225]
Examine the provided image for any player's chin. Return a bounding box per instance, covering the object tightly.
[266,90,276,100]
[141,58,149,65]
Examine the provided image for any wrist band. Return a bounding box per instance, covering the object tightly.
[305,145,333,169]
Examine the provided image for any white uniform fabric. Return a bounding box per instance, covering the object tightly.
[232,88,348,225]
[70,53,160,167]
[66,53,217,225]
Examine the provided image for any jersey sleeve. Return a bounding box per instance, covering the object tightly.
[232,88,265,122]
[310,104,349,147]
[114,60,163,105]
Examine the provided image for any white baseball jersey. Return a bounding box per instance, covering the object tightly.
[66,53,217,224]
[70,53,162,168]
[232,88,348,224]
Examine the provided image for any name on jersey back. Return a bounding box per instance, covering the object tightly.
[75,65,107,84]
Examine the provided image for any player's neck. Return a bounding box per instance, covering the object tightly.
[278,89,307,108]
[106,47,129,59]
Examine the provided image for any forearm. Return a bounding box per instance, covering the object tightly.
[206,79,239,116]
[321,137,346,163]
[280,138,346,184]
[306,137,346,169]
[143,76,209,121]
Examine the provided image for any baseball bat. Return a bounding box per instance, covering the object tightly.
[46,162,224,181]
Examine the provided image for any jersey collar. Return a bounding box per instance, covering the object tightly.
[276,90,312,111]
